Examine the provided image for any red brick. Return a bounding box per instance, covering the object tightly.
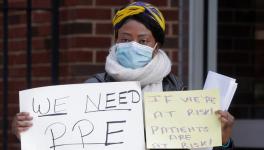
[96,51,108,63]
[171,0,179,7]
[8,12,27,25]
[59,64,70,77]
[32,0,51,9]
[8,0,26,8]
[61,0,78,6]
[7,92,18,108]
[9,52,27,66]
[61,50,93,63]
[0,25,3,39]
[32,11,51,24]
[60,22,92,35]
[136,0,168,7]
[63,36,112,48]
[8,40,26,51]
[32,51,51,64]
[161,9,179,21]
[31,78,52,88]
[9,144,21,150]
[0,80,2,91]
[61,8,111,21]
[163,37,178,48]
[7,91,20,105]
[0,106,1,115]
[165,24,169,35]
[32,25,51,37]
[8,80,27,92]
[172,50,178,62]
[9,67,27,78]
[32,38,49,50]
[8,132,20,145]
[95,0,169,8]
[0,83,2,91]
[62,0,93,6]
[0,134,3,144]
[95,23,113,35]
[9,26,27,39]
[95,0,129,6]
[172,23,179,35]
[59,38,68,49]
[31,65,51,77]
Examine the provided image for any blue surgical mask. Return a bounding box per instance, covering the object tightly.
[115,41,156,69]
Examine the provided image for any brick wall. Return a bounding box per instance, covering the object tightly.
[0,0,179,149]
[217,0,264,118]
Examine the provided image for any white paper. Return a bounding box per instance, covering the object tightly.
[19,82,145,150]
[203,71,237,110]
[201,71,237,150]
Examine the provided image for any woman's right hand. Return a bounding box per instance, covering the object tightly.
[12,112,33,140]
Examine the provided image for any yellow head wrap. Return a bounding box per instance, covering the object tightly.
[112,1,166,31]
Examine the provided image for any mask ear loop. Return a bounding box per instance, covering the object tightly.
[152,43,159,58]
[109,43,117,58]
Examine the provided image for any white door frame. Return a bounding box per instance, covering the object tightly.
[188,0,218,89]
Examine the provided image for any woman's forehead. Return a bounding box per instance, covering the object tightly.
[118,20,152,36]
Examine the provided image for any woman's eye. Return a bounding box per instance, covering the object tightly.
[120,39,130,43]
[139,40,148,45]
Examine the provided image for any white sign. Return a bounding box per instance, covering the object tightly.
[19,82,145,150]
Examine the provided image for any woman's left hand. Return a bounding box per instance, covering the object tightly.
[215,110,235,145]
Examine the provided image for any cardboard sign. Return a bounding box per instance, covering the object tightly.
[144,89,221,149]
[19,82,145,150]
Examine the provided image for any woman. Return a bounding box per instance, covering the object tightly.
[13,1,234,149]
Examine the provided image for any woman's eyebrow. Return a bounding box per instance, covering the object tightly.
[119,32,132,36]
[138,34,150,38]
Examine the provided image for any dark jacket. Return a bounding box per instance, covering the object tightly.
[85,72,233,150]
[85,72,184,91]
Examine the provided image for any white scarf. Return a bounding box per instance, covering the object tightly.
[105,45,171,92]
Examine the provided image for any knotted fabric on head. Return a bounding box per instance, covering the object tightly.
[112,1,166,32]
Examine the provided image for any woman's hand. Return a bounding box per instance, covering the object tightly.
[215,110,235,145]
[12,112,33,140]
